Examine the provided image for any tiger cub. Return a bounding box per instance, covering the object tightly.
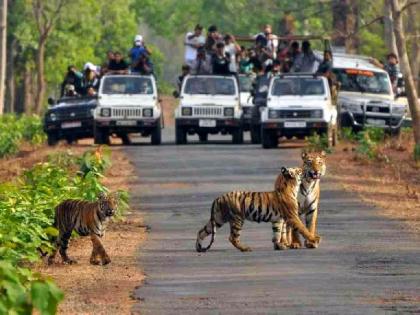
[48,192,118,265]
[196,167,321,252]
[275,151,326,249]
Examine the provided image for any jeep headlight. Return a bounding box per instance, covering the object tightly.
[341,102,362,113]
[311,110,323,118]
[49,113,57,121]
[392,105,406,116]
[100,108,111,117]
[268,109,279,119]
[143,108,153,117]
[182,107,192,116]
[224,107,234,117]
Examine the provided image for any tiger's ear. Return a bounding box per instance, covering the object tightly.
[98,191,107,199]
[281,167,288,175]
[320,150,326,158]
[301,150,308,160]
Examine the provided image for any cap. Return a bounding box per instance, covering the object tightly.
[83,62,96,71]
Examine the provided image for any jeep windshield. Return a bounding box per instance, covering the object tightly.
[184,77,236,95]
[271,77,325,96]
[238,75,253,92]
[101,76,154,95]
[333,69,391,95]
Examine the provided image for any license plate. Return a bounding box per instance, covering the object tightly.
[284,121,306,128]
[366,118,386,126]
[199,119,216,127]
[61,121,81,129]
[116,120,137,126]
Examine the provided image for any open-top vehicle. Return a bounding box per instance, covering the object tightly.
[260,73,337,149]
[44,96,97,146]
[174,75,243,144]
[93,74,162,145]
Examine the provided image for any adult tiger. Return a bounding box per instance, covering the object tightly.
[275,151,326,249]
[48,192,118,265]
[195,167,321,252]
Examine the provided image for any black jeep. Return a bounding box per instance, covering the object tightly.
[43,96,97,145]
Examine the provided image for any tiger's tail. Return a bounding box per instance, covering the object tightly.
[195,199,217,253]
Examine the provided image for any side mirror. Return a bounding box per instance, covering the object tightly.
[172,90,180,98]
[47,97,56,106]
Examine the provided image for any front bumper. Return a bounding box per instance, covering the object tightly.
[340,111,404,130]
[262,120,329,137]
[44,118,94,139]
[176,118,242,134]
[95,118,159,133]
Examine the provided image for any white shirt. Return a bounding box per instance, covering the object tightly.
[184,32,205,62]
[224,43,237,73]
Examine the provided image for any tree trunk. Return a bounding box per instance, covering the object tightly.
[390,0,420,158]
[332,0,359,53]
[0,0,7,114]
[383,0,399,58]
[34,38,46,114]
[406,3,420,93]
[5,38,17,113]
[23,65,33,114]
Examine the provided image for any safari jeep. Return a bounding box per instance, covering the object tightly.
[93,74,162,145]
[260,74,338,149]
[174,75,243,144]
[333,54,407,133]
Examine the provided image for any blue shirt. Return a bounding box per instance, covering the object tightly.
[130,46,147,64]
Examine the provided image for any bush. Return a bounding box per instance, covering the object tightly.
[306,133,331,153]
[355,127,386,161]
[0,114,46,158]
[0,147,128,313]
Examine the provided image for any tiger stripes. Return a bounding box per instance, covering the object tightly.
[48,192,118,265]
[275,151,326,249]
[196,167,321,252]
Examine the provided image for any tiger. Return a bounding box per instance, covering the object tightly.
[195,167,321,253]
[275,151,326,249]
[48,192,118,265]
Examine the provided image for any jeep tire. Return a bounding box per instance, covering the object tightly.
[94,125,109,145]
[151,120,162,145]
[262,128,277,149]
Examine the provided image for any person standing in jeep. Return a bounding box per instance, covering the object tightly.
[212,42,231,75]
[184,24,206,68]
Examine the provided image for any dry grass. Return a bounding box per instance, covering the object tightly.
[329,132,420,233]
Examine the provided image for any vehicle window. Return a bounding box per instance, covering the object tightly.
[333,69,391,95]
[238,76,253,92]
[184,77,236,95]
[102,77,154,95]
[271,77,325,96]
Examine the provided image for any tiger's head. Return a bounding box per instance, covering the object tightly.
[275,166,303,192]
[301,151,326,180]
[98,192,118,217]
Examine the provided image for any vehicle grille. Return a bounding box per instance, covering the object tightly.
[366,105,390,113]
[56,109,92,120]
[278,110,313,118]
[193,107,223,117]
[112,108,142,118]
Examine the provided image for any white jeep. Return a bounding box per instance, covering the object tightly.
[333,54,406,133]
[94,74,162,145]
[260,74,337,149]
[174,75,243,144]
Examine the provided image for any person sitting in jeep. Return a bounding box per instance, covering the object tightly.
[107,51,129,74]
[61,65,83,97]
[292,40,322,73]
[211,42,231,75]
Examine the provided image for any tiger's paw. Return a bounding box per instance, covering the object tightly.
[289,242,302,249]
[305,236,321,249]
[273,242,288,250]
[90,258,101,265]
[101,256,111,265]
[240,246,252,252]
[63,258,77,265]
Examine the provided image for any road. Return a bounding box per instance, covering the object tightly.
[126,128,420,315]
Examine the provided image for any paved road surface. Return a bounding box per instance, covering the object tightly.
[127,129,420,314]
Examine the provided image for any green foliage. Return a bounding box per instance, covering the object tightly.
[355,127,386,160]
[0,262,63,315]
[340,127,357,142]
[0,147,129,313]
[306,133,331,153]
[414,144,420,162]
[0,115,46,158]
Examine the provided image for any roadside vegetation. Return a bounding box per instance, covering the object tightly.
[0,143,129,314]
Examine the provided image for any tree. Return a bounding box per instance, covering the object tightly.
[0,0,7,114]
[390,0,420,160]
[331,0,359,53]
